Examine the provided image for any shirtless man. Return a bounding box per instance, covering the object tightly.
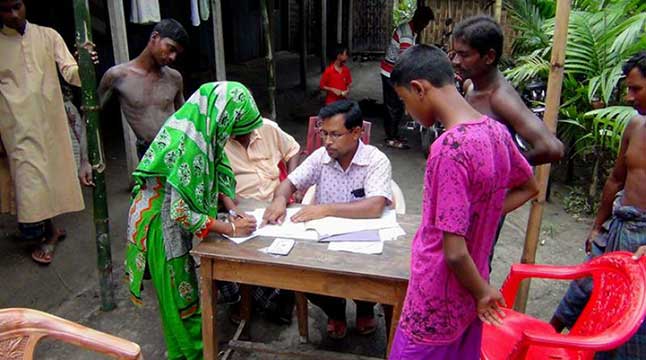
[451,16,564,165]
[79,19,188,185]
[552,52,646,358]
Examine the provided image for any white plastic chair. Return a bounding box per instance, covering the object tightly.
[300,180,406,214]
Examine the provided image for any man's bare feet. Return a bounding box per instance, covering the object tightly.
[31,228,66,264]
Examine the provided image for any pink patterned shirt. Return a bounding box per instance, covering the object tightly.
[399,116,533,344]
[288,140,392,205]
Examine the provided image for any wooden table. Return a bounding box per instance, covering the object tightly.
[192,211,419,359]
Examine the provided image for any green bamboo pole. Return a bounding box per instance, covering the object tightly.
[72,0,116,311]
[260,0,278,120]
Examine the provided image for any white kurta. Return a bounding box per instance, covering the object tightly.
[0,23,84,223]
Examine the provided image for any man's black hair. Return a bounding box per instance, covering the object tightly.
[623,51,646,77]
[152,19,189,49]
[318,100,362,129]
[413,6,434,24]
[453,15,503,65]
[391,44,455,88]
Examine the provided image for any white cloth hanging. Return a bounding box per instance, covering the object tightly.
[130,0,161,24]
[199,0,210,21]
[190,0,200,26]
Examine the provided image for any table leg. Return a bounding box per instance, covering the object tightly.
[239,285,252,322]
[200,258,217,359]
[383,304,393,338]
[295,292,309,343]
[386,302,402,357]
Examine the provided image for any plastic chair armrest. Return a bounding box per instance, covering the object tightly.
[523,330,627,352]
[501,263,592,307]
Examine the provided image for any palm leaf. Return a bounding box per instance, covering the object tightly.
[585,106,636,154]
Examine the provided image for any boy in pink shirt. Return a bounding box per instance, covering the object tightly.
[388,44,538,359]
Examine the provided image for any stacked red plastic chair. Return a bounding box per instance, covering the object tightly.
[481,251,646,360]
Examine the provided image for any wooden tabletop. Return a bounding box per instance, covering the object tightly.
[192,207,420,282]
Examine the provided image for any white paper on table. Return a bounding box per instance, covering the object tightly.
[379,225,406,241]
[265,238,295,255]
[222,233,258,244]
[328,240,384,255]
[250,208,319,240]
[242,208,399,241]
[307,209,398,238]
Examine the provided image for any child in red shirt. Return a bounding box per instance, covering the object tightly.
[320,45,352,104]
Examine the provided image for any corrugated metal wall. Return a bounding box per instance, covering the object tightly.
[349,0,514,55]
[352,0,394,53]
[420,0,514,55]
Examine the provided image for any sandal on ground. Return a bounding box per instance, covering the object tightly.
[31,229,66,265]
[327,319,347,339]
[356,315,377,335]
[31,243,56,264]
[385,139,410,150]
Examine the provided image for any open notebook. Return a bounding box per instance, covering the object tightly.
[225,208,399,243]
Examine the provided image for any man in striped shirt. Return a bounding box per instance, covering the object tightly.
[381,6,434,149]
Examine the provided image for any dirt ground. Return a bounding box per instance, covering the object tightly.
[0,53,591,359]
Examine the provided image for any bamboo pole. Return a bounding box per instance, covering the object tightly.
[72,0,116,311]
[260,0,277,120]
[336,0,343,44]
[494,0,503,22]
[211,0,226,80]
[300,0,308,90]
[320,0,327,72]
[347,0,353,54]
[106,0,137,182]
[514,0,571,313]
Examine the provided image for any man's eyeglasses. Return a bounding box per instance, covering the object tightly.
[318,130,351,141]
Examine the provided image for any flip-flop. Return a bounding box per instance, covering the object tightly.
[327,319,347,339]
[356,316,377,335]
[31,229,66,265]
[32,243,56,264]
[385,139,410,150]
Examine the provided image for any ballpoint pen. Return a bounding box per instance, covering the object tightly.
[228,209,244,219]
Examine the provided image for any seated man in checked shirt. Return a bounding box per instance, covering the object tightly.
[262,99,393,339]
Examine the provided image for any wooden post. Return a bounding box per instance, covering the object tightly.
[320,0,327,72]
[347,0,353,54]
[106,0,137,181]
[336,0,342,44]
[211,0,226,80]
[260,0,277,120]
[494,0,503,22]
[514,0,571,313]
[300,0,308,90]
[73,0,115,311]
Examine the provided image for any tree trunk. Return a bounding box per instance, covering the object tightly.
[72,0,115,311]
[588,152,601,209]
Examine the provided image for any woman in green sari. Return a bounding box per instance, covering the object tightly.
[126,81,260,359]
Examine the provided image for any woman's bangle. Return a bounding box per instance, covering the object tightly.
[230,222,236,237]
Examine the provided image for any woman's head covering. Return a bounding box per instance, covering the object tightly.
[133,81,263,217]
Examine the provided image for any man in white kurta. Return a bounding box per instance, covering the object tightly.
[0,0,84,264]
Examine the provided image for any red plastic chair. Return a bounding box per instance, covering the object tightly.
[303,116,372,156]
[481,251,646,360]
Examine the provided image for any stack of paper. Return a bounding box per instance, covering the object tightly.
[223,208,407,247]
[328,241,384,255]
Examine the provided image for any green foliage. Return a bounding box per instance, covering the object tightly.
[506,0,645,173]
[392,0,416,28]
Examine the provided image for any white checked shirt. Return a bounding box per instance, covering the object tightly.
[288,141,393,205]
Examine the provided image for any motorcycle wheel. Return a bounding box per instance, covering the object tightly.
[420,126,436,158]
